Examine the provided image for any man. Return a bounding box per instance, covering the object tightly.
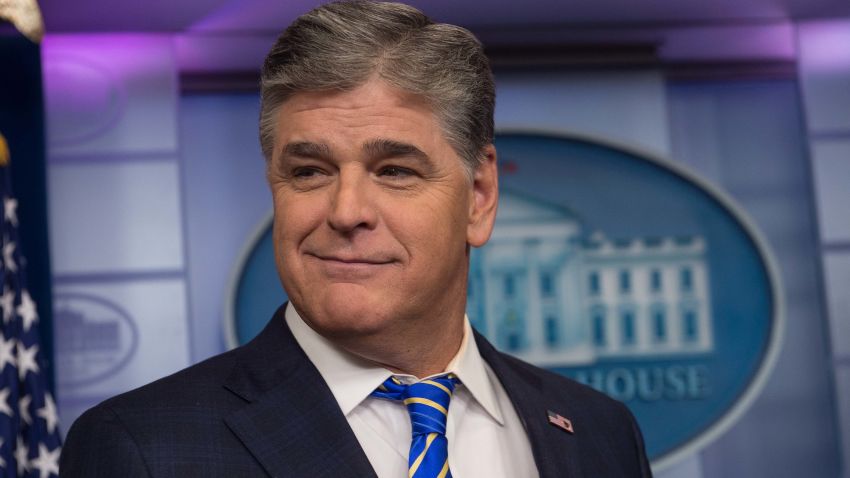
[60,2,652,477]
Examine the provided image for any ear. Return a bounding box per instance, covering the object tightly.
[467,144,499,248]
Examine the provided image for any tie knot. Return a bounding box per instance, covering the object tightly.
[371,374,460,436]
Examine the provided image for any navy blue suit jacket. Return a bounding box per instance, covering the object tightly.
[60,305,652,477]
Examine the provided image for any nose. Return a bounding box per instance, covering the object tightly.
[327,168,377,233]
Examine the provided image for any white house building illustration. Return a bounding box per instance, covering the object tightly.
[467,190,714,366]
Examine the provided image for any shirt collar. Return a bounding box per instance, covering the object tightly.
[285,303,505,425]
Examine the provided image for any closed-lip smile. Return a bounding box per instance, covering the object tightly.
[307,253,396,265]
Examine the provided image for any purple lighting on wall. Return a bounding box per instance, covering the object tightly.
[40,34,179,154]
[175,33,273,73]
[42,34,175,77]
[798,21,850,72]
[659,24,796,61]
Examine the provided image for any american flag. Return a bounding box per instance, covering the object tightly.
[547,409,574,434]
[0,134,61,478]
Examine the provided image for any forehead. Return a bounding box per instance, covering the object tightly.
[273,80,447,151]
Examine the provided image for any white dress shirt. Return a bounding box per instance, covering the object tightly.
[285,304,539,478]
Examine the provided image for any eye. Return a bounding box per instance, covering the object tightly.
[378,166,415,178]
[292,166,324,178]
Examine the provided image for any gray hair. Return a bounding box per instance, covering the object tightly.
[259,0,495,176]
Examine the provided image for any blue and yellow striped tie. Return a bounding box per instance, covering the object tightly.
[371,374,460,478]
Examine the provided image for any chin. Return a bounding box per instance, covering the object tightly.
[294,285,398,339]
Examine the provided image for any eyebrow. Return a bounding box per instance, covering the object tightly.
[363,139,429,162]
[281,141,332,160]
[280,139,430,164]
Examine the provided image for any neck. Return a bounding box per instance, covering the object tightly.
[374,322,465,378]
[332,313,466,379]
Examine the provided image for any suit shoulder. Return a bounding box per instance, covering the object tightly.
[62,347,249,471]
[101,345,244,412]
[61,343,273,476]
[61,397,153,477]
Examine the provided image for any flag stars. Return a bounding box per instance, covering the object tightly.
[0,335,15,371]
[3,197,17,227]
[29,443,59,478]
[16,343,39,380]
[2,190,61,475]
[0,388,12,417]
[2,241,15,273]
[0,287,14,323]
[17,290,38,332]
[36,394,58,434]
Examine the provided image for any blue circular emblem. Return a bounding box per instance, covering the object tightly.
[226,132,783,469]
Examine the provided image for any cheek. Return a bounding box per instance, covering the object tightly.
[272,198,319,295]
[272,195,313,258]
[422,188,472,234]
[392,196,469,256]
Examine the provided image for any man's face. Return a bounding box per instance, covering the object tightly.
[268,79,497,343]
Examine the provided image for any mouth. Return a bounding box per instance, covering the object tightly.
[308,253,396,265]
[304,252,397,279]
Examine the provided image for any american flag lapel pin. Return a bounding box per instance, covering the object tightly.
[547,410,574,434]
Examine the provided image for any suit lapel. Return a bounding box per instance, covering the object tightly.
[475,330,583,478]
[222,307,378,478]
